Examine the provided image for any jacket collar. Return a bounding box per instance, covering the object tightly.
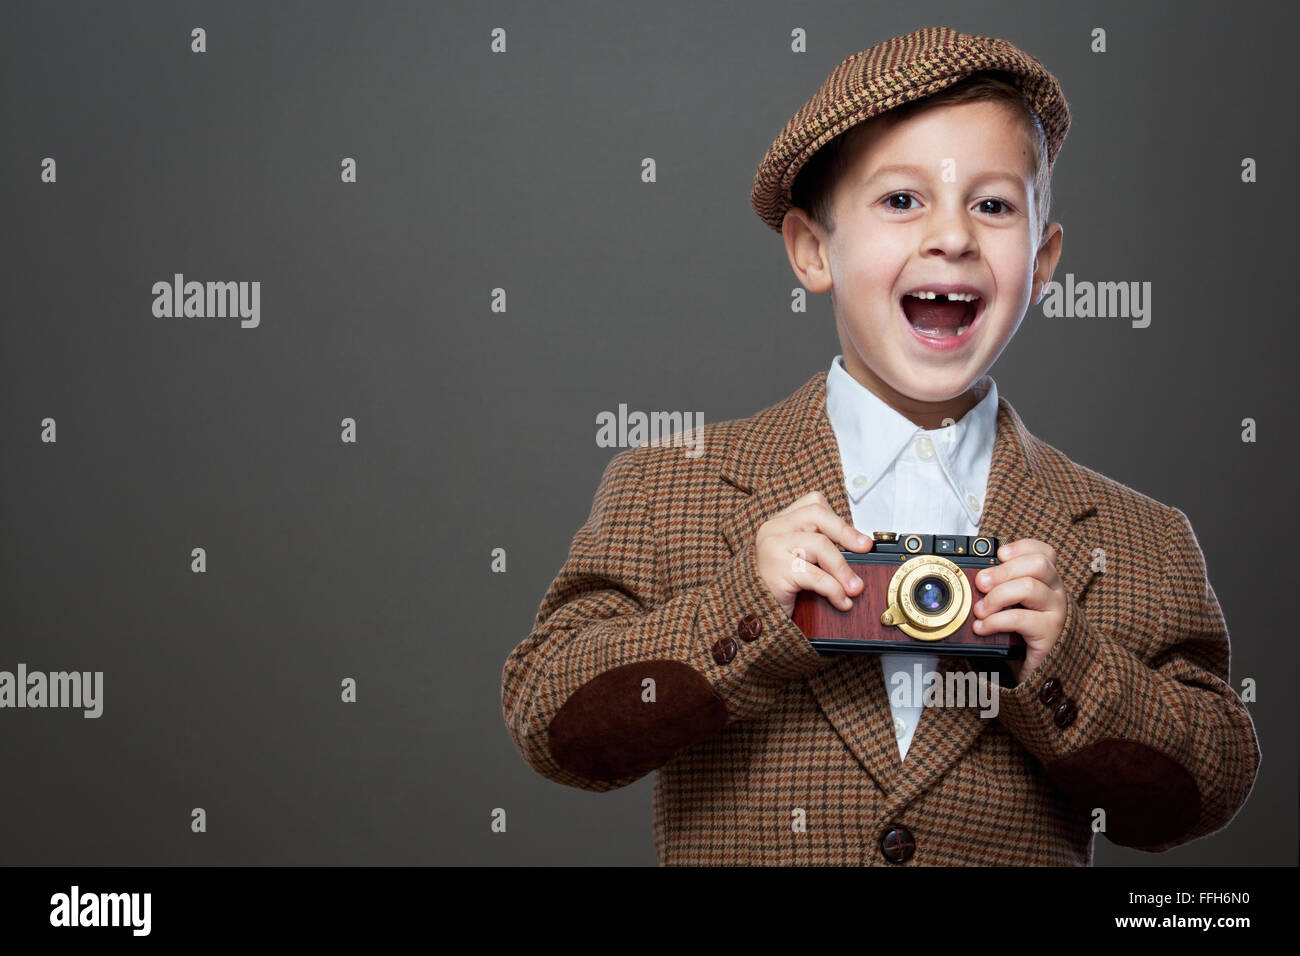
[718,370,1099,805]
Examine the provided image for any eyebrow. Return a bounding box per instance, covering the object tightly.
[862,164,1028,191]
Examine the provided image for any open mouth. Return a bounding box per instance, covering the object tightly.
[900,291,983,339]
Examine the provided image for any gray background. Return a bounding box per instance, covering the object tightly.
[0,0,1294,865]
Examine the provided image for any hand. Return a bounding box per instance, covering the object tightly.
[754,491,872,618]
[971,538,1067,683]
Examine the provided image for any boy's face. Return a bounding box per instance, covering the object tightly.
[783,98,1063,428]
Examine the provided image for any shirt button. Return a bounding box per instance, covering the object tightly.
[852,473,868,489]
[914,436,935,459]
[894,715,907,739]
[966,494,981,512]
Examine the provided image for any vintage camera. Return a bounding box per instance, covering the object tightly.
[793,531,1025,659]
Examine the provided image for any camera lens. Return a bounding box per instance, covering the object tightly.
[913,576,950,613]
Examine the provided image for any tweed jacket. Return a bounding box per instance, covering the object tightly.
[501,371,1261,865]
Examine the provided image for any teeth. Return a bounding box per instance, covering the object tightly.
[906,291,980,301]
[914,321,974,339]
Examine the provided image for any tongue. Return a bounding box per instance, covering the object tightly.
[902,297,969,336]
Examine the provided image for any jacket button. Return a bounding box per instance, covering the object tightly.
[1038,677,1063,707]
[1053,698,1077,728]
[879,825,915,863]
[712,637,738,665]
[738,613,763,642]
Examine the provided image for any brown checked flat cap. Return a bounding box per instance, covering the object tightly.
[751,25,1070,232]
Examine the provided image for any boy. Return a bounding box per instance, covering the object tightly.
[500,26,1260,865]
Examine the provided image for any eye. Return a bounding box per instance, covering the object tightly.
[975,198,1014,215]
[883,192,919,212]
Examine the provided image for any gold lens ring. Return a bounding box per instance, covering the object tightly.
[885,555,972,641]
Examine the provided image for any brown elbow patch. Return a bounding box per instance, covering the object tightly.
[1044,738,1203,848]
[548,660,728,781]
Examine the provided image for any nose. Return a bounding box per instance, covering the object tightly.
[919,201,978,260]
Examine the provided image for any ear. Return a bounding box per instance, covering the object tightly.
[782,207,833,294]
[1030,222,1064,306]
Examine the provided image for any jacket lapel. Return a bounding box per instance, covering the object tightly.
[718,370,1102,805]
[719,372,904,795]
[890,394,1099,813]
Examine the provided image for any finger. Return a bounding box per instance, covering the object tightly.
[772,501,872,554]
[971,607,1034,637]
[780,532,864,597]
[785,550,856,611]
[975,551,1061,593]
[777,490,829,516]
[997,538,1056,567]
[974,577,1053,618]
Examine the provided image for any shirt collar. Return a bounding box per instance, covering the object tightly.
[824,354,999,517]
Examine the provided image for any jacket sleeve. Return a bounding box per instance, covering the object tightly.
[501,445,837,792]
[982,506,1261,851]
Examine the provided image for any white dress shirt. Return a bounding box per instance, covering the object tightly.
[824,355,1000,761]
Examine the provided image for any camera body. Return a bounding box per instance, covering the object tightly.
[793,531,1026,659]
